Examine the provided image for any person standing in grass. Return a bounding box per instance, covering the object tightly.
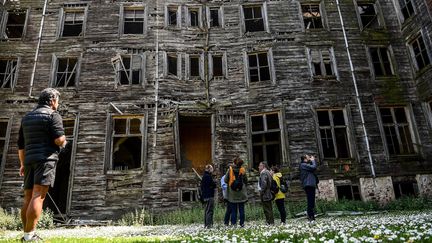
[271,165,287,224]
[258,161,274,225]
[299,155,318,222]
[201,164,216,228]
[18,88,67,242]
[224,157,248,227]
[220,174,232,225]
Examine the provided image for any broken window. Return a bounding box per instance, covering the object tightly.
[337,185,361,200]
[113,55,143,85]
[178,116,211,173]
[212,55,223,77]
[356,2,379,29]
[123,7,145,35]
[399,0,415,21]
[0,59,18,89]
[248,52,270,82]
[243,5,265,32]
[167,54,178,76]
[43,119,75,214]
[302,4,322,29]
[379,107,415,155]
[111,116,143,170]
[209,8,220,27]
[393,181,417,198]
[0,120,9,178]
[167,7,178,27]
[317,109,350,159]
[409,34,430,71]
[2,10,27,39]
[369,47,393,77]
[251,113,281,170]
[189,55,200,78]
[180,189,198,202]
[308,48,336,78]
[61,9,85,37]
[53,57,78,88]
[188,8,200,27]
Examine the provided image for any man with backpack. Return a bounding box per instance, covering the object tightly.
[258,161,274,225]
[224,157,248,227]
[271,165,287,224]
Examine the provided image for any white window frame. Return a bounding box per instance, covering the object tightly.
[178,188,199,204]
[376,106,418,157]
[50,54,81,88]
[186,5,202,28]
[112,53,146,87]
[0,8,29,40]
[119,5,147,36]
[406,31,432,72]
[206,6,224,28]
[244,48,275,86]
[366,45,396,78]
[57,6,88,38]
[300,1,325,30]
[239,2,269,34]
[394,0,416,24]
[209,52,227,79]
[165,5,181,28]
[164,52,182,79]
[354,0,384,30]
[185,53,204,80]
[306,47,339,80]
[0,57,20,91]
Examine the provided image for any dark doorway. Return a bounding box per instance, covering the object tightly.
[44,119,75,215]
[178,116,211,174]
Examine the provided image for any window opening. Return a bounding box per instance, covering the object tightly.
[370,47,393,76]
[54,58,77,87]
[248,52,270,82]
[112,117,143,170]
[168,8,177,26]
[357,3,378,29]
[251,113,281,170]
[337,185,361,200]
[379,107,414,155]
[4,10,26,38]
[62,10,84,37]
[317,110,350,159]
[399,0,414,20]
[168,55,177,76]
[212,55,223,77]
[189,8,199,27]
[189,56,200,78]
[124,8,145,34]
[302,4,322,29]
[243,5,264,32]
[409,35,430,71]
[181,189,198,202]
[209,8,220,27]
[393,181,417,198]
[0,59,18,89]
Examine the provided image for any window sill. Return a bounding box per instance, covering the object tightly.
[401,15,416,31]
[414,64,432,79]
[374,75,399,81]
[311,76,339,83]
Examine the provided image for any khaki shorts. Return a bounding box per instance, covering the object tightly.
[24,161,56,189]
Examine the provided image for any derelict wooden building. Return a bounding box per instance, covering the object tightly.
[0,0,432,219]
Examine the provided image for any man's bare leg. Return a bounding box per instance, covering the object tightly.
[21,189,33,230]
[24,184,49,232]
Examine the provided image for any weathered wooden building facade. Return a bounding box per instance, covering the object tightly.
[0,0,432,219]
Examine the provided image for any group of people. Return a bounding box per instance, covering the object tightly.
[200,155,319,228]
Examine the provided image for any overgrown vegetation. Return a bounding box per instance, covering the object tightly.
[0,208,54,230]
[117,196,432,226]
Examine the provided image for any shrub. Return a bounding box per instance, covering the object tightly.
[118,208,154,226]
[0,207,54,230]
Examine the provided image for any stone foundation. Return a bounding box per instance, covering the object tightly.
[416,174,432,198]
[316,179,336,201]
[359,177,395,205]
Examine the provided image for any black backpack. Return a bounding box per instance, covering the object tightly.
[270,179,279,195]
[279,176,289,193]
[230,170,243,191]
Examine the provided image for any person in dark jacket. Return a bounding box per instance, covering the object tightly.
[299,155,318,222]
[258,161,274,224]
[18,88,67,241]
[224,157,248,227]
[201,164,216,228]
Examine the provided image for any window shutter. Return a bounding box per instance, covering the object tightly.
[12,57,21,91]
[205,6,210,28]
[164,5,168,27]
[199,53,204,80]
[239,5,245,34]
[306,48,313,78]
[21,9,30,39]
[119,5,124,36]
[185,53,190,79]
[208,53,213,80]
[57,8,64,38]
[263,2,269,33]
[82,7,88,37]
[220,6,225,28]
[268,48,276,83]
[223,52,228,78]
[177,6,182,28]
[329,47,339,80]
[75,54,82,88]
[243,51,249,85]
[163,51,168,77]
[50,54,58,87]
[140,53,146,87]
[177,53,182,80]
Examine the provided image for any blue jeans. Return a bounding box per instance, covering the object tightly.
[223,200,231,225]
[229,202,245,226]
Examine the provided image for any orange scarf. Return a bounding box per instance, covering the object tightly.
[228,166,245,186]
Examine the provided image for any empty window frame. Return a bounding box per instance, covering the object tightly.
[301,3,323,29]
[337,185,361,200]
[393,181,417,198]
[317,109,351,159]
[59,8,86,37]
[408,34,431,71]
[186,54,203,79]
[251,112,282,170]
[166,6,181,27]
[379,107,415,155]
[0,58,19,89]
[0,119,10,189]
[121,6,146,35]
[356,1,381,29]
[1,9,28,39]
[187,7,201,28]
[398,0,415,22]
[242,5,266,32]
[246,51,273,83]
[114,54,144,85]
[369,47,394,77]
[180,189,199,202]
[209,53,226,79]
[207,7,223,28]
[52,57,79,88]
[111,116,144,170]
[307,47,337,78]
[165,52,180,78]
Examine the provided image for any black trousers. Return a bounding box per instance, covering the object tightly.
[262,200,274,224]
[204,198,214,228]
[275,198,287,223]
[305,186,316,220]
